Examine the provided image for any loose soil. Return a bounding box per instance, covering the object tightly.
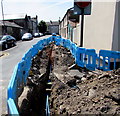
[18,43,120,116]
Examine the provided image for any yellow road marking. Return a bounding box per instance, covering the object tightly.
[0,52,9,58]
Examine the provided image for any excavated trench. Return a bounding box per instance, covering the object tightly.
[18,43,54,116]
[18,43,120,115]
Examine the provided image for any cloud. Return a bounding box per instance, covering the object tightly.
[38,0,73,11]
[0,0,73,21]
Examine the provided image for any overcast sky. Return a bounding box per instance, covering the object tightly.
[0,0,73,22]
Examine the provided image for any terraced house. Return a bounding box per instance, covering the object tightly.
[0,20,23,40]
[0,14,39,40]
[59,0,120,52]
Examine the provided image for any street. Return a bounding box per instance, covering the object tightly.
[0,35,51,115]
[0,0,119,115]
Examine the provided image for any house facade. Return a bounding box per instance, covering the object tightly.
[59,8,79,42]
[59,1,120,52]
[0,14,39,40]
[46,21,59,34]
[0,20,23,40]
[5,15,39,35]
[82,1,120,52]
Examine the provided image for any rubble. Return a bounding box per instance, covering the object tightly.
[18,43,120,115]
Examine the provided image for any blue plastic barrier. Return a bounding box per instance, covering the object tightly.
[7,37,51,115]
[7,62,24,115]
[37,40,45,50]
[22,49,32,79]
[75,47,86,67]
[70,43,77,58]
[60,38,64,46]
[7,60,32,114]
[85,49,97,71]
[22,49,32,60]
[98,50,120,71]
[110,51,120,69]
[54,38,62,46]
[7,98,19,115]
[62,39,71,49]
[7,36,120,115]
[8,64,18,101]
[63,38,68,47]
[31,45,39,58]
[47,36,53,44]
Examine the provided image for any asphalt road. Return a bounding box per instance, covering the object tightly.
[0,35,51,115]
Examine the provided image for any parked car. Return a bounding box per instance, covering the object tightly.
[33,33,40,37]
[0,35,16,50]
[39,33,43,36]
[22,33,33,40]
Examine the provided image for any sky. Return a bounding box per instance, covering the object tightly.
[0,0,73,22]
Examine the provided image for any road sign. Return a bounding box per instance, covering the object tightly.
[74,0,91,15]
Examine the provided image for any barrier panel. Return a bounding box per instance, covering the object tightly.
[75,47,86,67]
[22,49,32,79]
[7,98,19,115]
[7,36,120,115]
[43,39,48,46]
[55,38,62,46]
[85,49,97,71]
[31,45,39,58]
[110,51,120,69]
[62,39,71,50]
[7,64,18,100]
[7,63,22,115]
[16,61,26,90]
[70,43,77,58]
[98,50,120,71]
[66,39,71,50]
[8,65,18,101]
[61,38,66,47]
[47,36,53,44]
[22,49,32,60]
[7,60,32,114]
[37,40,45,50]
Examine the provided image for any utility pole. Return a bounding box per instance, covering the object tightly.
[80,8,84,47]
[1,0,5,35]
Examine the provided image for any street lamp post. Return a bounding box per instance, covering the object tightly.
[1,0,5,35]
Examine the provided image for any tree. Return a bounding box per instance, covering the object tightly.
[38,20,47,34]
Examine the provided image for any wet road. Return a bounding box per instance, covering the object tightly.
[0,35,51,115]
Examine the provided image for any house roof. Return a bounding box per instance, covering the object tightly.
[0,20,23,28]
[4,14,26,20]
[4,14,38,21]
[60,7,73,22]
[60,7,79,23]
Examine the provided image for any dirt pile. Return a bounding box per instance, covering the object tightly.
[49,45,120,115]
[18,43,120,115]
[50,69,120,115]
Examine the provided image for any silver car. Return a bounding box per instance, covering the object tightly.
[22,33,33,40]
[33,33,40,37]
